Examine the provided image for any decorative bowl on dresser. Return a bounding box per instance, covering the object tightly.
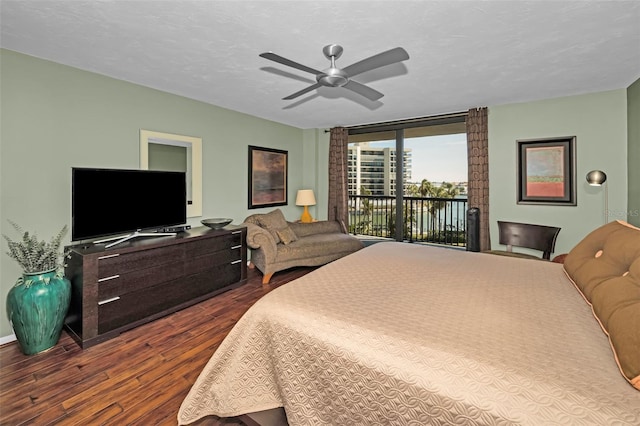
[201,218,233,229]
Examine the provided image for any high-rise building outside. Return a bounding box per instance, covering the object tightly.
[348,143,412,196]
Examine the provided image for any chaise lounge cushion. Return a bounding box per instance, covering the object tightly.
[256,209,293,244]
[276,229,362,261]
[563,220,640,390]
[276,227,298,245]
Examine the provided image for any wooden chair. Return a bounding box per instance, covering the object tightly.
[487,221,561,260]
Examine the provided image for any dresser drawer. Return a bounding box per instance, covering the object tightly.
[183,261,242,299]
[186,246,243,275]
[65,225,248,348]
[97,261,241,334]
[185,232,242,257]
[97,260,184,301]
[97,245,183,279]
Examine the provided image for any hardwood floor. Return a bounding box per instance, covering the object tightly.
[0,266,315,425]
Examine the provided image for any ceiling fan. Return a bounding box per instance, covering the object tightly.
[259,44,409,101]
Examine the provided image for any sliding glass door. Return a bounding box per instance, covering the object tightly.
[347,113,468,246]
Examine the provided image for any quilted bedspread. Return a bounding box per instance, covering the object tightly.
[178,242,640,425]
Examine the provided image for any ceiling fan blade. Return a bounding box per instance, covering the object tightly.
[343,80,384,101]
[342,47,409,78]
[283,83,322,100]
[259,52,322,75]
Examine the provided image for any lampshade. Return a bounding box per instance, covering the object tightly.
[295,189,316,206]
[586,170,607,186]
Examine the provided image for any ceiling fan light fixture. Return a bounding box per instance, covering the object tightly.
[317,68,349,87]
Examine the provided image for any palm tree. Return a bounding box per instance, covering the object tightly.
[404,183,420,197]
[417,179,435,198]
[437,181,461,199]
[387,205,414,240]
[417,179,460,238]
[355,186,373,234]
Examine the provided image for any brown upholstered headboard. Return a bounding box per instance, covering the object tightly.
[563,220,640,390]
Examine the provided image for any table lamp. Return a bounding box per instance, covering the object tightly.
[296,189,316,223]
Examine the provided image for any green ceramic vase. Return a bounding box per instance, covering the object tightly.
[6,270,71,355]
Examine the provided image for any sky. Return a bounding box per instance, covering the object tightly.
[365,133,468,183]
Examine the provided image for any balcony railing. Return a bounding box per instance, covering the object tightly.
[348,195,468,247]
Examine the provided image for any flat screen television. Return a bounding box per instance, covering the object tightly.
[72,167,187,246]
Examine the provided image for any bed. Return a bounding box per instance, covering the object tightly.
[178,221,640,425]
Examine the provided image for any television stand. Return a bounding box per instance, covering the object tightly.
[64,225,248,348]
[95,230,177,248]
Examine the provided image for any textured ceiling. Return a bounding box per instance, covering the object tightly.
[1,1,639,129]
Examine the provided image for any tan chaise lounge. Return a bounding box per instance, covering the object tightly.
[242,209,364,284]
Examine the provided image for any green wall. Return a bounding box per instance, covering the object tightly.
[628,78,640,227]
[0,49,306,338]
[488,89,629,256]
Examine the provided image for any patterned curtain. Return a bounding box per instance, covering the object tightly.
[467,107,491,251]
[328,127,349,231]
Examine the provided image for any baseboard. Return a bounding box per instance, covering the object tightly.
[0,334,17,346]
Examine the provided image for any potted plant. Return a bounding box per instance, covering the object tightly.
[3,220,71,355]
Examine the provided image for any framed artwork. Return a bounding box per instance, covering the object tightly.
[517,136,576,206]
[248,145,288,209]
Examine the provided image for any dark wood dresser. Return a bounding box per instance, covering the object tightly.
[64,225,247,348]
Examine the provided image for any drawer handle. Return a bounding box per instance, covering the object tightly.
[98,274,120,282]
[232,230,242,235]
[231,260,242,265]
[98,296,120,305]
[231,245,242,250]
[98,253,120,260]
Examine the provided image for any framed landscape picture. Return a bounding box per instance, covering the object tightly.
[248,145,288,209]
[517,136,576,206]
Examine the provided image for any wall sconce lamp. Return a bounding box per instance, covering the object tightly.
[295,189,316,223]
[586,170,608,224]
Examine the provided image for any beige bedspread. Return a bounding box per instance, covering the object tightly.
[178,242,640,425]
